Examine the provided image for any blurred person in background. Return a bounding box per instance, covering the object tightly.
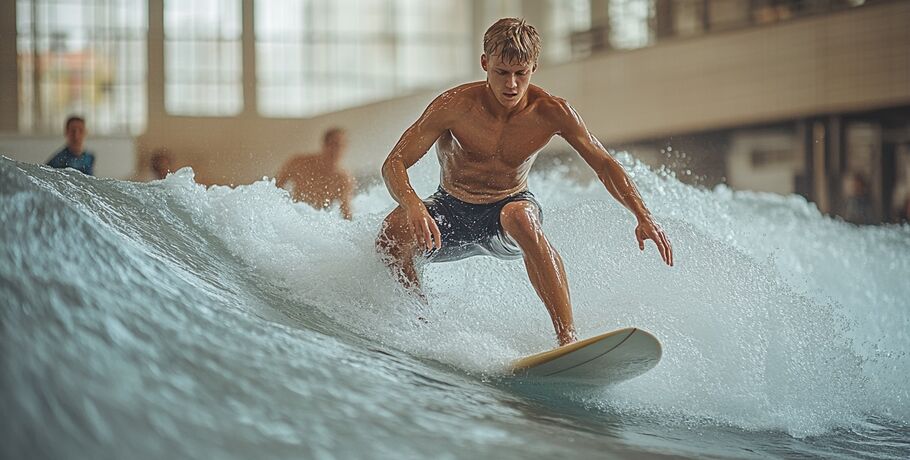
[150,148,175,180]
[890,149,910,223]
[275,127,354,220]
[841,172,874,224]
[46,115,95,176]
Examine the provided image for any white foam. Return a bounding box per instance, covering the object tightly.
[157,153,910,437]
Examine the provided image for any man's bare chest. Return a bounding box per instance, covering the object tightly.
[444,118,554,167]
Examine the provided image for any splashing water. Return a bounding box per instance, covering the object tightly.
[2,153,908,459]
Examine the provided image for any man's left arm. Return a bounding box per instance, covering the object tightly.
[553,99,673,266]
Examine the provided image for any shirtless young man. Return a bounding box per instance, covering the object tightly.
[276,128,355,220]
[377,18,673,346]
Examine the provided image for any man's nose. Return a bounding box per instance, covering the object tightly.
[506,75,517,88]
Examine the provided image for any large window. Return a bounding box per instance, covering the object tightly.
[393,0,472,90]
[609,0,655,49]
[256,0,471,118]
[164,0,242,116]
[545,0,591,63]
[17,0,147,134]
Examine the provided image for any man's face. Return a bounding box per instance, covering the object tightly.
[65,120,86,148]
[482,53,534,110]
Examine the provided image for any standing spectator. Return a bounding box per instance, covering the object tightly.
[46,116,95,176]
[841,172,874,224]
[890,150,910,223]
[150,148,175,180]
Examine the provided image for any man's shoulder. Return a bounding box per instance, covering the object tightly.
[528,86,572,114]
[442,81,486,97]
[527,88,585,133]
[431,82,486,109]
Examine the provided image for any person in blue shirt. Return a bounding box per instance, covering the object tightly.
[46,116,95,176]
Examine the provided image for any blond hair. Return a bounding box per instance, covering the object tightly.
[483,18,541,67]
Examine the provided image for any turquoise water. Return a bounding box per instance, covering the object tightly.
[2,154,909,459]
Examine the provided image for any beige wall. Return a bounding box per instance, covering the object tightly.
[726,130,800,195]
[135,1,909,185]
[137,93,441,184]
[565,0,910,144]
[5,1,905,184]
[0,2,18,132]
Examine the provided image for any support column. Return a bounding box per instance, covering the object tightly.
[794,120,812,199]
[471,0,488,59]
[147,0,165,123]
[589,0,612,52]
[655,0,675,40]
[0,1,19,132]
[825,115,844,216]
[241,0,257,118]
[811,119,830,214]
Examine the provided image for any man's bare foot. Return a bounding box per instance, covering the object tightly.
[557,329,578,347]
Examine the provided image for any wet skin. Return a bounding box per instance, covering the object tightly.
[276,135,355,220]
[378,53,673,346]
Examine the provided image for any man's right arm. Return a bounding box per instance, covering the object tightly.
[381,92,455,250]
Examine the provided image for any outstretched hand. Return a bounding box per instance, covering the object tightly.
[635,218,673,266]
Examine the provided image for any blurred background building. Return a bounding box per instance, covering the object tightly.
[0,0,908,223]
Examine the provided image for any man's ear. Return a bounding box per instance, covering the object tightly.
[481,54,488,71]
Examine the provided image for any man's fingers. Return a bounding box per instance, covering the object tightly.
[429,220,442,250]
[661,232,674,266]
[654,234,668,265]
[412,220,428,250]
[408,213,441,252]
[648,230,669,265]
[637,223,674,266]
[421,220,434,251]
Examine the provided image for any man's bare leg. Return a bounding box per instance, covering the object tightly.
[501,201,577,346]
[376,206,426,302]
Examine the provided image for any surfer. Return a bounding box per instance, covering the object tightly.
[276,127,355,220]
[376,18,673,346]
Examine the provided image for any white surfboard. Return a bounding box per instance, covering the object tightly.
[511,327,661,385]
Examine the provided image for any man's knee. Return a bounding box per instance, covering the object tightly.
[500,201,544,247]
[377,207,415,253]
